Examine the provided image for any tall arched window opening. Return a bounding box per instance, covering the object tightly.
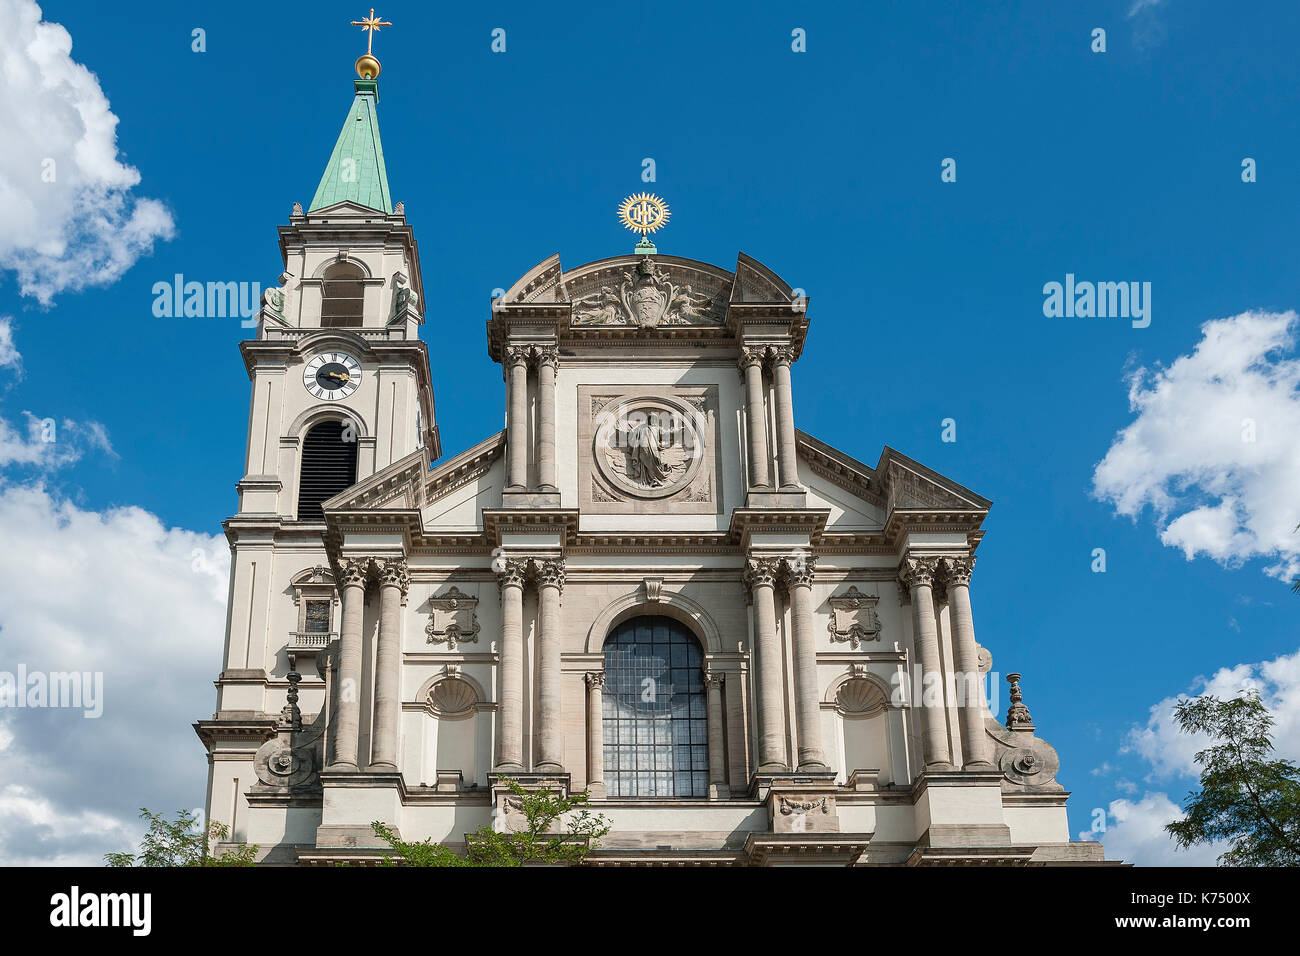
[320,261,366,327]
[297,420,358,521]
[602,615,707,798]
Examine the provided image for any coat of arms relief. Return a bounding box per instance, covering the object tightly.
[827,587,882,648]
[424,587,480,650]
[570,257,721,328]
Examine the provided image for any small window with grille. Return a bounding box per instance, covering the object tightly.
[304,600,331,633]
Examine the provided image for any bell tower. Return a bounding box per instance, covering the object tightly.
[201,25,439,839]
[233,51,439,524]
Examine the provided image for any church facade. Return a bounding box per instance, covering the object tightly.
[195,63,1107,867]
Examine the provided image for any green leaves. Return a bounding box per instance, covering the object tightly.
[104,808,259,867]
[371,778,611,867]
[1165,691,1300,866]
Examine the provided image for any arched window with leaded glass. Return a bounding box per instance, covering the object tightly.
[601,615,708,798]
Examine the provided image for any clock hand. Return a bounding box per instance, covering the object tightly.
[326,371,351,382]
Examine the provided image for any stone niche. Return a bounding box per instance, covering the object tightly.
[578,385,720,515]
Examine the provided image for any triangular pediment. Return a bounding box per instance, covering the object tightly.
[796,432,990,527]
[322,447,428,514]
[416,431,505,524]
[303,200,393,219]
[878,447,990,512]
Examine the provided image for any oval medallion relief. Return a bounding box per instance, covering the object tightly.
[593,397,707,500]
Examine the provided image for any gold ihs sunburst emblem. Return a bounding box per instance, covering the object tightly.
[618,193,670,238]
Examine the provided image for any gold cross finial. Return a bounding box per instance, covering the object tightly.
[351,9,392,55]
[350,9,391,78]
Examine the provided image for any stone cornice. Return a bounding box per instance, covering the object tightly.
[193,717,279,749]
[481,509,580,547]
[728,508,830,547]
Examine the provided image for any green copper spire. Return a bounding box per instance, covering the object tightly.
[308,78,392,214]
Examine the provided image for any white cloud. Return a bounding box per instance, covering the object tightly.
[1095,646,1300,865]
[1124,650,1300,779]
[1128,0,1164,15]
[1093,310,1300,581]
[0,483,228,865]
[1098,793,1223,866]
[0,411,113,467]
[0,0,174,304]
[0,317,19,371]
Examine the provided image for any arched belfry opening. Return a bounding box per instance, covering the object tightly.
[601,615,708,798]
[296,420,358,521]
[320,260,366,327]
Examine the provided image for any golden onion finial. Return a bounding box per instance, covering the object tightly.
[350,8,392,78]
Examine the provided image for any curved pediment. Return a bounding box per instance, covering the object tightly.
[500,251,797,316]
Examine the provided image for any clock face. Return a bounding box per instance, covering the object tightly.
[303,352,362,401]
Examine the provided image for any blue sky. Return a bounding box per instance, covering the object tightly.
[2,0,1299,864]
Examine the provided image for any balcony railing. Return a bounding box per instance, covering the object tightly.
[288,630,337,651]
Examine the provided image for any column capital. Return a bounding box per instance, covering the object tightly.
[743,555,782,589]
[767,344,796,368]
[942,554,976,587]
[703,669,725,688]
[495,557,528,590]
[899,555,941,590]
[532,344,560,369]
[738,345,766,372]
[533,556,566,591]
[339,557,369,588]
[504,344,531,367]
[374,556,410,595]
[585,670,605,690]
[781,553,817,589]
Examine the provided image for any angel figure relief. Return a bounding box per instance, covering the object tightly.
[571,286,625,326]
[665,284,715,325]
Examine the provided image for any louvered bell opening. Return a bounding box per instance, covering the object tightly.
[297,420,358,522]
[321,263,365,328]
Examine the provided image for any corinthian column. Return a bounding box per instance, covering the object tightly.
[739,347,771,490]
[535,346,559,493]
[704,670,728,797]
[585,671,605,797]
[944,556,993,769]
[534,557,566,772]
[495,558,527,771]
[370,557,409,771]
[745,556,788,773]
[769,346,801,491]
[505,345,530,491]
[327,557,368,771]
[901,556,952,770]
[783,555,828,771]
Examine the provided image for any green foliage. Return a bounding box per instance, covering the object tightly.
[372,778,611,867]
[104,808,259,867]
[1165,691,1300,866]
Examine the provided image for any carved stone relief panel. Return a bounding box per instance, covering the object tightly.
[827,586,882,649]
[424,586,480,650]
[567,257,727,329]
[578,385,719,514]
